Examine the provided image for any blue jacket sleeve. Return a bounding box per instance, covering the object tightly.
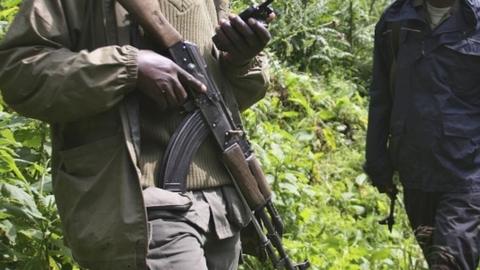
[364,20,394,188]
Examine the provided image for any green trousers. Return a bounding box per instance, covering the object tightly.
[145,189,243,270]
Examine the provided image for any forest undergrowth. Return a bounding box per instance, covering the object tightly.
[0,0,428,269]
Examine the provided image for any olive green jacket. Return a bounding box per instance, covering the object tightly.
[0,0,269,269]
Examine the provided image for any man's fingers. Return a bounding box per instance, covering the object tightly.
[212,14,273,66]
[143,82,168,109]
[177,68,207,94]
[213,25,242,53]
[219,19,249,53]
[230,15,257,48]
[157,81,178,106]
[170,78,188,105]
[248,18,271,45]
[152,92,168,109]
[213,27,231,51]
[266,12,276,23]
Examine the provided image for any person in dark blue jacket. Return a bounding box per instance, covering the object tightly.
[365,0,480,268]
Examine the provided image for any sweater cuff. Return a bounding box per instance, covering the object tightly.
[120,45,139,92]
[220,54,257,76]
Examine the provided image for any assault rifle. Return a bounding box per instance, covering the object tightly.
[117,0,309,269]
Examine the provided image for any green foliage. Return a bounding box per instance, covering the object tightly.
[0,103,79,270]
[0,1,79,269]
[0,0,21,38]
[0,0,429,269]
[234,0,389,88]
[240,64,426,270]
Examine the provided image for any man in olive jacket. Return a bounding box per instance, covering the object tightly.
[0,0,271,269]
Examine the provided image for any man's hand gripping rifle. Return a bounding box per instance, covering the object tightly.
[117,0,309,269]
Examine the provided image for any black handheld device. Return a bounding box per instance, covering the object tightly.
[239,0,274,22]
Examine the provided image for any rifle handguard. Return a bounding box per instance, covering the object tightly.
[223,143,267,210]
[247,155,272,200]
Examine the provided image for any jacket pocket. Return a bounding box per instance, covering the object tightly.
[143,187,192,211]
[444,40,480,102]
[442,113,480,140]
[438,114,480,165]
[53,133,146,266]
[59,135,123,177]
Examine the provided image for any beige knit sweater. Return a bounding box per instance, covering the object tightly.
[133,0,269,190]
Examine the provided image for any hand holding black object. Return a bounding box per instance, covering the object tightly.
[137,50,206,108]
[379,185,398,232]
[213,13,276,66]
[376,181,395,194]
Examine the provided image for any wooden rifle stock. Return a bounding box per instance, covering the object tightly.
[247,154,273,200]
[223,143,268,210]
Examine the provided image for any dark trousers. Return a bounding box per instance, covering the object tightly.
[403,189,480,270]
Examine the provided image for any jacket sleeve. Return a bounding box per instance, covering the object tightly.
[220,55,269,111]
[0,0,138,123]
[364,21,394,188]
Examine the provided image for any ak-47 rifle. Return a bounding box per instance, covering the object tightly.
[117,0,309,269]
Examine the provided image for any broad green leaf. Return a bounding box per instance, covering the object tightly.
[49,256,61,270]
[0,149,25,180]
[1,183,43,220]
[0,219,16,244]
[18,228,43,241]
[322,127,337,150]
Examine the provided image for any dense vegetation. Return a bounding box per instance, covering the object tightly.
[0,0,428,269]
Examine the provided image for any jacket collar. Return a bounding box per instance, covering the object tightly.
[383,0,425,23]
[435,0,473,34]
[384,0,478,33]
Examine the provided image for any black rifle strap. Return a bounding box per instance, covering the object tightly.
[381,21,401,232]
